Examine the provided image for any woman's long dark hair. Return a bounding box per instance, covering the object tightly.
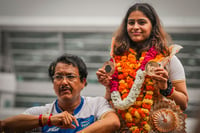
[113,3,171,56]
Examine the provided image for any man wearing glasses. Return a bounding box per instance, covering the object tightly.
[0,54,120,133]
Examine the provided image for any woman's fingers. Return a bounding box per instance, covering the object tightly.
[96,68,106,77]
[151,68,168,90]
[151,68,168,80]
[151,74,167,81]
[96,68,112,87]
[154,68,169,78]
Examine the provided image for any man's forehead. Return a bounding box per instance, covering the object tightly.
[55,63,78,73]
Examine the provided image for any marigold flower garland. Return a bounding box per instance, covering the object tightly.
[110,47,158,109]
[110,47,164,132]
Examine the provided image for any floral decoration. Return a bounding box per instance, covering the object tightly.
[110,47,164,132]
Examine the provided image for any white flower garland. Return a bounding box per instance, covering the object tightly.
[111,69,146,110]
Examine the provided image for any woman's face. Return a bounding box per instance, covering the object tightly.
[127,10,152,44]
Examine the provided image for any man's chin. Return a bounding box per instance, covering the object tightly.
[60,94,72,100]
[59,91,72,98]
[60,89,72,94]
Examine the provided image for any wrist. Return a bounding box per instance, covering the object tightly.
[42,115,48,125]
[160,80,174,97]
[106,86,110,91]
[105,88,111,101]
[47,113,53,126]
[105,85,111,90]
[105,94,111,101]
[38,114,52,127]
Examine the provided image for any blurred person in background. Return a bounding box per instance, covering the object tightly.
[96,3,188,132]
[0,53,120,133]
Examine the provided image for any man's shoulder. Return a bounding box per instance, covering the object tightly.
[23,101,55,115]
[83,96,106,102]
[82,96,109,107]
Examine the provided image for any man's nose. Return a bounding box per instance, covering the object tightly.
[61,76,69,84]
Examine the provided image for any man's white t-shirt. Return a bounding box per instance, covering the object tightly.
[23,96,114,132]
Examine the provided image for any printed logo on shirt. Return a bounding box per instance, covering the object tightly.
[80,120,90,127]
[46,127,59,132]
[79,116,95,128]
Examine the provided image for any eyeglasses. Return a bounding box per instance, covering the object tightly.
[53,75,79,81]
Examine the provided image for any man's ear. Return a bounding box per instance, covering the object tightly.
[81,78,87,89]
[83,78,87,86]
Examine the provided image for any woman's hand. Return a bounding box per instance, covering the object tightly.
[96,68,112,100]
[96,68,112,87]
[151,67,168,90]
[50,111,79,129]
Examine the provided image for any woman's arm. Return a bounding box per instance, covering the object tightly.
[168,56,188,110]
[152,56,188,110]
[169,80,188,110]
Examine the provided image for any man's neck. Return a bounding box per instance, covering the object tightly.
[58,97,81,114]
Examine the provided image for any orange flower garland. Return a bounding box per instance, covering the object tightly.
[111,48,164,132]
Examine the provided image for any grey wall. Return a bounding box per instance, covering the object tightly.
[0,0,200,28]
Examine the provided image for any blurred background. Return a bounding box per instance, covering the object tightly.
[0,0,199,132]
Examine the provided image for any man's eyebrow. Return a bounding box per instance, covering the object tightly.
[55,72,76,75]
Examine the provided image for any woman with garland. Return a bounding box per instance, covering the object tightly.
[96,3,188,133]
